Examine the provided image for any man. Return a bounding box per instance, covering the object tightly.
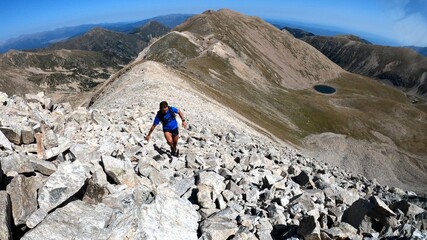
[145,101,187,156]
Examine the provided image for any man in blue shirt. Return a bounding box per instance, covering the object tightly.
[145,101,187,156]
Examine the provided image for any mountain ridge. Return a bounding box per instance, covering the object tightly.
[134,9,427,193]
[282,27,427,98]
[0,14,192,53]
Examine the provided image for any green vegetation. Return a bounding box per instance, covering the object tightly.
[146,32,199,66]
[183,56,427,156]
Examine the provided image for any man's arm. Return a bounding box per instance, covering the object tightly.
[178,109,187,128]
[145,124,156,141]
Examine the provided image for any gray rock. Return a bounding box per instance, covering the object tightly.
[91,162,109,187]
[30,159,57,175]
[106,185,198,240]
[172,176,195,197]
[91,110,110,129]
[0,130,12,150]
[0,126,21,145]
[22,201,113,240]
[0,92,7,103]
[44,139,71,160]
[69,144,100,162]
[0,153,34,174]
[198,171,226,196]
[27,160,90,228]
[0,191,12,240]
[369,196,396,217]
[43,129,58,149]
[101,155,139,188]
[245,189,259,203]
[291,170,311,186]
[322,222,359,239]
[297,215,320,240]
[200,218,239,240]
[21,126,35,144]
[198,184,215,209]
[82,179,109,204]
[6,174,45,226]
[391,200,425,218]
[148,168,168,186]
[342,198,374,230]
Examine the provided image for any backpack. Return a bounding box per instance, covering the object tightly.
[157,107,176,125]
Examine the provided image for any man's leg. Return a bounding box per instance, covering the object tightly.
[171,128,179,156]
[172,134,179,153]
[164,131,174,152]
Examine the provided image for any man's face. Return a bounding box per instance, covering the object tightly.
[161,106,168,114]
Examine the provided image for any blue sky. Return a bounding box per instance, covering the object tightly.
[1,0,426,46]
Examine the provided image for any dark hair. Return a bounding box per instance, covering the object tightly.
[159,101,168,109]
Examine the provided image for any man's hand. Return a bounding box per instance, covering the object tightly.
[182,121,187,129]
[144,135,151,141]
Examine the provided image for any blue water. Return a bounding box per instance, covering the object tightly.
[314,85,336,94]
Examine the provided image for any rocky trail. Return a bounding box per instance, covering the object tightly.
[0,61,426,239]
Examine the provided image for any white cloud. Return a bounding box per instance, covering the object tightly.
[375,0,427,46]
[392,13,427,46]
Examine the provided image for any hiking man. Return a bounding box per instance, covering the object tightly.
[145,101,187,156]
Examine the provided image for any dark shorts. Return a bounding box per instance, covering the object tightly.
[164,128,179,137]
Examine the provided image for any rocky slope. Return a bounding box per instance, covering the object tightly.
[0,61,426,239]
[134,9,427,193]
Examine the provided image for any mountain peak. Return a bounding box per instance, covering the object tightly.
[336,34,372,44]
[85,27,111,36]
[171,8,343,89]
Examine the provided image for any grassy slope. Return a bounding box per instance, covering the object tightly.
[180,54,426,156]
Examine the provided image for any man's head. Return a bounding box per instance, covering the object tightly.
[159,101,169,114]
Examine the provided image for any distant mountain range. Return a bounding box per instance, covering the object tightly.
[0,20,172,104]
[0,14,192,53]
[407,46,427,57]
[283,27,427,97]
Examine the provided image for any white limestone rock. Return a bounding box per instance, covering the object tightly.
[27,160,90,228]
[22,201,113,240]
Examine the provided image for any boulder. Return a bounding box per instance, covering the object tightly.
[106,186,198,240]
[291,170,311,186]
[44,139,71,160]
[21,126,35,144]
[0,126,21,145]
[6,174,45,226]
[322,222,359,239]
[42,129,58,149]
[0,130,12,150]
[0,153,34,174]
[82,179,109,204]
[27,160,90,228]
[391,200,425,218]
[198,184,215,209]
[30,159,57,176]
[172,176,195,197]
[101,155,139,188]
[198,171,226,196]
[297,215,320,240]
[369,196,396,217]
[342,199,374,230]
[22,201,113,240]
[200,217,239,240]
[0,191,12,240]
